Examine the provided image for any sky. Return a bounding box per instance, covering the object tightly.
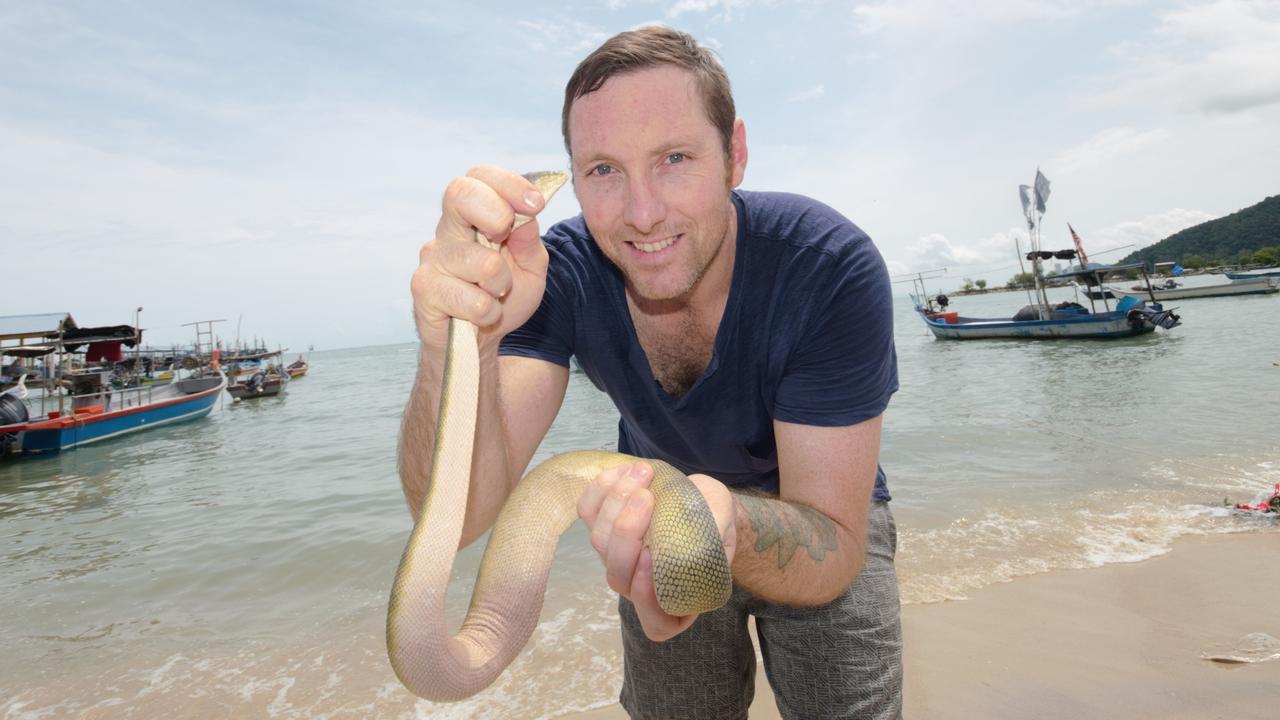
[3,0,1278,351]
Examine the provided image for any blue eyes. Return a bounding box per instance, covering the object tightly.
[586,154,685,177]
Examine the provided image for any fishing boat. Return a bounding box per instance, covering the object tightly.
[912,262,1180,339]
[1111,275,1279,301]
[285,354,308,379]
[908,171,1181,340]
[1223,267,1280,280]
[0,313,226,458]
[226,365,289,399]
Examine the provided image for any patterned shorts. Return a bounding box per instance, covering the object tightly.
[618,501,902,720]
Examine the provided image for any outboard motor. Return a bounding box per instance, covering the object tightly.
[0,393,29,425]
[246,371,267,393]
[1,392,29,455]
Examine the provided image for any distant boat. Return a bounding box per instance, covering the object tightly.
[1223,267,1280,280]
[285,355,308,379]
[227,367,289,399]
[1112,276,1279,301]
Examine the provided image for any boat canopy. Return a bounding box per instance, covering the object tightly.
[1,345,57,358]
[0,313,77,342]
[1044,262,1147,287]
[61,325,141,351]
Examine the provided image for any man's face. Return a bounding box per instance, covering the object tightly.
[568,65,746,304]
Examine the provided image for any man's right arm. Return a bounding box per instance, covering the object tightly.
[400,350,567,548]
[398,165,569,548]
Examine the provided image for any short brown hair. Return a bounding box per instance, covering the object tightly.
[561,26,736,158]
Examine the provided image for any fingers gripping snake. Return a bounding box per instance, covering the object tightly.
[387,170,733,701]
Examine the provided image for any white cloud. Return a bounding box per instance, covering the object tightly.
[851,0,1124,34]
[1092,0,1280,114]
[1081,208,1218,254]
[899,229,1025,273]
[517,19,613,56]
[1051,126,1172,174]
[666,0,753,21]
[788,84,825,102]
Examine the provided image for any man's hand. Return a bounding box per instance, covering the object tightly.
[578,462,738,641]
[411,165,553,353]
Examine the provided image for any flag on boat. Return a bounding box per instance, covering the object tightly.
[1018,185,1035,229]
[1068,223,1090,266]
[1033,169,1051,213]
[1172,264,1184,276]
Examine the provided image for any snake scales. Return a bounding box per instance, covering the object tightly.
[386,170,732,701]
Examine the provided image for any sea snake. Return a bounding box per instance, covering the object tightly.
[386,170,732,701]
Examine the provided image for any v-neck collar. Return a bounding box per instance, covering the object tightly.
[606,192,748,407]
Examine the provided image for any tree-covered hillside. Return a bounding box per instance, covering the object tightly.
[1120,194,1280,268]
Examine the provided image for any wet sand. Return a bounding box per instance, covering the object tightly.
[569,530,1280,719]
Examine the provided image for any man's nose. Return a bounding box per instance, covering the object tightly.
[622,173,666,234]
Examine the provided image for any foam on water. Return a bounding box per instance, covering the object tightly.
[897,456,1279,604]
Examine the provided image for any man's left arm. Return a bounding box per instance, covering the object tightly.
[728,415,881,604]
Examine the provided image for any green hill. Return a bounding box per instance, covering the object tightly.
[1120,194,1280,268]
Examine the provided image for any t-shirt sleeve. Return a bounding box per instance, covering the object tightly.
[773,233,898,426]
[498,237,576,368]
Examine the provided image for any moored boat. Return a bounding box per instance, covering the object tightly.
[1223,267,1280,280]
[226,366,289,399]
[1,372,225,456]
[913,263,1180,339]
[285,354,308,379]
[1112,275,1279,301]
[1,312,228,458]
[908,170,1180,340]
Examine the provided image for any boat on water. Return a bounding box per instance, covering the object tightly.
[908,171,1181,340]
[285,354,308,379]
[0,313,226,458]
[913,262,1181,339]
[1223,267,1280,280]
[1112,275,1280,301]
[226,366,289,399]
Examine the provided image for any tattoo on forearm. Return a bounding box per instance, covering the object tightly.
[736,495,838,568]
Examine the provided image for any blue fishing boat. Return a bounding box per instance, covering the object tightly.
[908,170,1181,340]
[0,313,226,458]
[911,263,1181,340]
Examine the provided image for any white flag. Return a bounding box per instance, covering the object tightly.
[1018,185,1035,229]
[1034,169,1051,214]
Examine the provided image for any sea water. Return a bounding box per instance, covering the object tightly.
[3,287,1278,718]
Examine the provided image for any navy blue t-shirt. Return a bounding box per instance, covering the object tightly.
[500,190,897,501]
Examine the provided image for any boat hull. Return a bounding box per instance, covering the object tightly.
[920,312,1156,340]
[226,376,288,399]
[1224,269,1280,280]
[1114,277,1279,301]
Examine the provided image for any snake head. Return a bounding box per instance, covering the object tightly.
[522,170,569,200]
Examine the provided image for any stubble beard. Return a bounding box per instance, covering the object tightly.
[616,201,733,310]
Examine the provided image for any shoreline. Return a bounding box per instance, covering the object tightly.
[567,528,1280,719]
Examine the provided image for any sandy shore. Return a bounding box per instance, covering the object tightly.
[569,530,1280,719]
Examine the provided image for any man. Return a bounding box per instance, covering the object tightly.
[403,26,900,719]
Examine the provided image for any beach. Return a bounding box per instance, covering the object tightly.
[571,530,1280,719]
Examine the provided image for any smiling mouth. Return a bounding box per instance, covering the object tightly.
[629,235,680,253]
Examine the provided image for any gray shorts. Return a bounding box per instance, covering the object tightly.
[618,501,902,720]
